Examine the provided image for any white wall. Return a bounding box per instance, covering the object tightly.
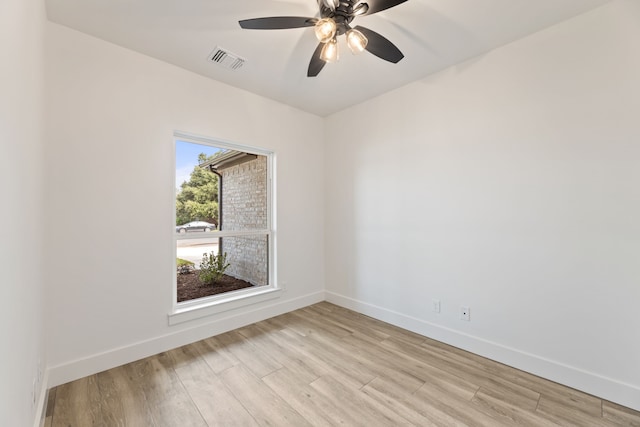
[325,0,640,410]
[0,0,47,425]
[37,0,640,414]
[44,23,325,385]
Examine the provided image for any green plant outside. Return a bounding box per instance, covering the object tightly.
[199,251,231,285]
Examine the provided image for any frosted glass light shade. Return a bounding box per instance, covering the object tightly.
[346,29,368,54]
[315,18,337,43]
[320,38,339,63]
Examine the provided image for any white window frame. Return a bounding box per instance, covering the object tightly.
[169,131,279,325]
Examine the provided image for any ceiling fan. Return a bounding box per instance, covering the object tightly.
[239,0,408,77]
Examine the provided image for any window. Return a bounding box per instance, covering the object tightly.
[171,132,277,323]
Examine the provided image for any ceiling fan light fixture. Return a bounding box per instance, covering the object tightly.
[322,0,340,11]
[320,37,339,63]
[238,0,408,77]
[352,3,370,16]
[346,28,368,54]
[315,18,337,43]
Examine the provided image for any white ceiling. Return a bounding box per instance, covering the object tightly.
[46,0,611,116]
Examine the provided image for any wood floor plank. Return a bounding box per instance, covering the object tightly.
[275,326,377,389]
[218,364,311,427]
[263,312,316,337]
[44,388,56,427]
[125,354,207,427]
[384,335,542,409]
[536,384,605,419]
[252,324,332,380]
[236,322,322,384]
[192,335,241,374]
[313,302,428,345]
[51,377,102,427]
[166,342,204,369]
[336,332,426,393]
[262,367,349,427]
[304,303,393,341]
[362,376,472,426]
[471,387,557,426]
[97,365,156,427]
[290,307,355,338]
[52,370,148,427]
[344,330,477,396]
[310,374,414,426]
[214,330,282,378]
[419,334,605,416]
[413,380,514,427]
[536,395,621,427]
[378,336,488,398]
[305,326,426,393]
[603,401,640,427]
[95,369,141,426]
[47,302,640,427]
[472,379,540,412]
[174,356,258,426]
[359,378,441,426]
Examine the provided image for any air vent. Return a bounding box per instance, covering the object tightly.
[208,47,246,71]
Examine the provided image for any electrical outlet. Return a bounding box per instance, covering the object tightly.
[461,306,470,321]
[37,360,42,383]
[432,299,441,313]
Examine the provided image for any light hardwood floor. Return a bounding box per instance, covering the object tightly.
[45,302,640,426]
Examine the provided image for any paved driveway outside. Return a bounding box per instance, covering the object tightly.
[177,237,219,269]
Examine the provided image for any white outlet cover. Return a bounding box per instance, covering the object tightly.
[432,299,441,313]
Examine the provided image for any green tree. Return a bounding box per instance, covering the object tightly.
[176,153,219,226]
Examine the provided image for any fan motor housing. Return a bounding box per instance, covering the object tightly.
[320,0,361,34]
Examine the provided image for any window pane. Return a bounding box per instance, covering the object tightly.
[216,153,268,232]
[176,235,268,303]
[175,137,272,304]
[176,140,268,233]
[176,236,219,269]
[176,140,221,232]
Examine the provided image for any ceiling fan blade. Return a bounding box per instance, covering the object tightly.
[354,25,404,63]
[359,0,409,16]
[239,16,317,30]
[307,43,327,77]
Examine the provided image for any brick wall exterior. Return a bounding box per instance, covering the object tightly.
[220,155,268,286]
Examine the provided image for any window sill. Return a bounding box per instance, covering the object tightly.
[168,286,282,325]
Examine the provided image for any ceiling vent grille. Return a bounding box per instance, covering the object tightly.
[208,47,245,71]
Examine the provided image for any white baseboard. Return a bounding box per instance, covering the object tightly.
[325,291,640,412]
[42,289,640,413]
[34,370,49,427]
[47,291,324,388]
